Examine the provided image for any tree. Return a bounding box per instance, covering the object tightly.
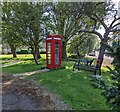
[78,2,120,69]
[67,33,98,59]
[14,2,44,64]
[2,2,23,58]
[2,2,45,64]
[44,2,94,59]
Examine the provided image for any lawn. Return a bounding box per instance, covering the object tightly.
[0,61,9,64]
[2,60,45,74]
[27,61,110,110]
[0,54,46,61]
[1,54,110,110]
[2,54,46,74]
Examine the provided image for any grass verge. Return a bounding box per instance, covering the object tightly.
[27,61,110,110]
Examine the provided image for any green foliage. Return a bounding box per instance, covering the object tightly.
[45,2,109,59]
[67,54,78,59]
[45,2,108,37]
[2,2,23,49]
[112,40,120,50]
[67,34,98,55]
[2,2,45,62]
[82,2,113,30]
[90,43,120,110]
[12,2,44,45]
[16,50,30,54]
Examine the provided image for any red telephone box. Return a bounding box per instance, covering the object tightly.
[46,34,62,69]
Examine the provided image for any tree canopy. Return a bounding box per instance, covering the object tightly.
[67,33,98,56]
[2,1,120,65]
[2,2,23,57]
[2,2,45,64]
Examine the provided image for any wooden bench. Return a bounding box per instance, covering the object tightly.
[73,58,101,75]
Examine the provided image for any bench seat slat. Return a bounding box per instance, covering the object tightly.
[73,58,101,75]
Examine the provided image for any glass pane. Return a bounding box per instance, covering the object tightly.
[55,42,59,65]
[47,43,51,64]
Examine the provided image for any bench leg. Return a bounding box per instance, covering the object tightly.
[94,70,96,75]
[73,67,74,72]
[99,69,101,75]
[94,68,101,75]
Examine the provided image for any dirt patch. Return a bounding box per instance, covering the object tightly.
[2,74,71,110]
[102,58,113,66]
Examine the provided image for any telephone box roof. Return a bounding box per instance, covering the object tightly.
[46,34,62,39]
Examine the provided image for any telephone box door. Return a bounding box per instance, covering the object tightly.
[54,41,62,68]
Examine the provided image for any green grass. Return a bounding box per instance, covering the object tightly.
[27,61,110,110]
[2,60,45,74]
[0,54,46,61]
[1,54,110,110]
[0,54,33,61]
[1,54,46,74]
[0,61,9,64]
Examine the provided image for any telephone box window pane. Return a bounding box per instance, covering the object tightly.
[55,42,59,65]
[47,43,51,64]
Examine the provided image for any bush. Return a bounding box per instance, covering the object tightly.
[17,50,30,54]
[67,54,83,59]
[40,51,46,54]
[67,54,78,59]
[90,44,120,110]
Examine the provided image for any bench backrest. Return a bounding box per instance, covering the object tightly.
[78,58,94,66]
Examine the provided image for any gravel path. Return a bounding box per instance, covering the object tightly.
[12,69,50,77]
[2,74,71,110]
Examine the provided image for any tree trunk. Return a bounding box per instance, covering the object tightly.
[76,47,80,62]
[33,52,39,65]
[62,41,67,60]
[96,41,106,68]
[36,47,41,59]
[31,47,39,65]
[11,46,17,58]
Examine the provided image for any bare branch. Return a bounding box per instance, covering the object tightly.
[65,15,82,38]
[111,23,120,29]
[110,29,120,32]
[109,17,120,28]
[78,30,103,40]
[66,21,83,41]
[93,13,108,30]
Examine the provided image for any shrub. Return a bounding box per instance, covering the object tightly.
[40,51,46,54]
[17,50,30,54]
[90,44,120,110]
[67,54,84,59]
